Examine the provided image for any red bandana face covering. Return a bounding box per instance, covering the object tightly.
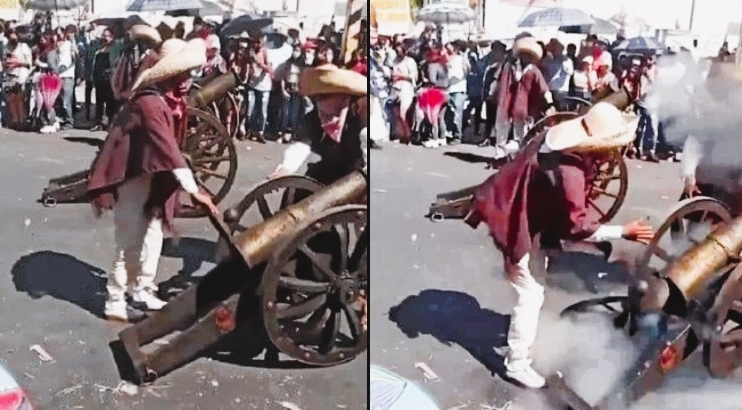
[162,90,187,120]
[316,96,351,143]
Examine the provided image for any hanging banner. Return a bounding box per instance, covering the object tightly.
[371,0,413,36]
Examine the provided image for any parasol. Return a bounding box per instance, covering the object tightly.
[370,365,441,410]
[219,14,274,37]
[165,0,225,17]
[518,7,595,28]
[614,36,664,52]
[25,0,87,10]
[39,73,63,112]
[560,17,618,35]
[126,0,203,12]
[415,1,476,25]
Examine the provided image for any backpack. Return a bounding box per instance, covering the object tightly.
[110,45,141,101]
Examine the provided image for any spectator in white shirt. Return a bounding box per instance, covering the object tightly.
[444,41,468,144]
[4,29,32,129]
[541,39,574,111]
[56,25,78,129]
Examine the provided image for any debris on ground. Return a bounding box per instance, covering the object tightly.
[29,344,54,362]
[414,362,439,380]
[277,401,302,410]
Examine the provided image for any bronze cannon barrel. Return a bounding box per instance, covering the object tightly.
[640,215,742,312]
[187,71,239,109]
[596,86,631,111]
[231,170,368,268]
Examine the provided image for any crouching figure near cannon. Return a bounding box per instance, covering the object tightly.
[462,103,653,388]
[87,39,219,322]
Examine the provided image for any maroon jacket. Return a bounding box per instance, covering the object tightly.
[87,91,187,231]
[493,61,549,123]
[465,137,600,265]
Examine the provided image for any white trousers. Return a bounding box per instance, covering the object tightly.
[495,118,529,143]
[505,250,547,362]
[108,174,164,301]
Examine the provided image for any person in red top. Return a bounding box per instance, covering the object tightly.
[492,36,552,157]
[87,38,219,322]
[464,103,653,388]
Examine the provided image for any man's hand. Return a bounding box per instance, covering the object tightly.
[190,191,219,216]
[268,165,292,179]
[622,220,654,243]
[683,175,701,197]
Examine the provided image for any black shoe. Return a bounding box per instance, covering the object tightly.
[448,138,461,146]
[370,140,382,150]
[60,123,73,130]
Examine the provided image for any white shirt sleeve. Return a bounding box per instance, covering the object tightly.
[172,168,199,194]
[279,141,312,173]
[584,225,624,242]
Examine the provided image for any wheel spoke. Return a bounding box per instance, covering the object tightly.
[194,167,228,180]
[335,224,349,272]
[278,275,330,294]
[588,199,607,218]
[590,186,618,199]
[298,245,337,279]
[192,155,231,165]
[348,228,368,273]
[652,245,672,262]
[195,178,216,196]
[257,196,273,219]
[286,187,297,206]
[343,304,363,342]
[319,309,341,354]
[193,136,223,156]
[275,293,327,320]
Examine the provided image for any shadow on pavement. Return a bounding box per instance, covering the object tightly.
[157,237,217,300]
[443,151,509,169]
[546,249,631,294]
[388,289,510,378]
[63,136,104,148]
[11,250,106,318]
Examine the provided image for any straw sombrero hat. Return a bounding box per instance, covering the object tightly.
[131,38,206,92]
[513,36,542,59]
[130,24,162,44]
[544,102,640,152]
[299,64,367,97]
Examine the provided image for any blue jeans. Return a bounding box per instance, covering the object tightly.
[246,89,270,133]
[635,105,659,155]
[281,91,302,132]
[59,77,75,124]
[445,92,466,139]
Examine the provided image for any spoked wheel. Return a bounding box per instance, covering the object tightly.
[637,197,732,276]
[522,112,580,145]
[262,205,368,366]
[703,263,742,378]
[588,149,628,224]
[561,296,629,318]
[177,107,238,218]
[223,175,325,235]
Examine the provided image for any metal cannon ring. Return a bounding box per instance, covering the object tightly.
[142,368,158,384]
[430,213,444,223]
[42,197,57,208]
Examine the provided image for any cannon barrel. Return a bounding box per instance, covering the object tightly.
[639,214,742,312]
[187,71,239,109]
[596,86,632,111]
[230,170,368,269]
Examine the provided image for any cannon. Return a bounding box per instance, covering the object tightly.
[552,202,742,408]
[39,73,238,218]
[428,88,633,224]
[190,72,241,139]
[115,170,368,383]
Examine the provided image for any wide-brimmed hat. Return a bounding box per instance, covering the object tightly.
[131,38,206,92]
[513,36,542,59]
[298,64,367,97]
[544,102,639,152]
[129,24,162,44]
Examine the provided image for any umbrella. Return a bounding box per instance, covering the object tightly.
[165,0,224,17]
[25,0,86,10]
[126,0,203,12]
[415,1,476,25]
[219,14,273,37]
[518,7,595,28]
[38,73,63,112]
[614,36,664,52]
[370,365,441,410]
[560,17,618,35]
[610,11,650,31]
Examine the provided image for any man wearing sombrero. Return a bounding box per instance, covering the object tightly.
[492,36,551,156]
[87,38,219,322]
[110,24,162,111]
[464,103,654,388]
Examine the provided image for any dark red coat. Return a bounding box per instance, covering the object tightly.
[493,61,549,123]
[87,91,187,231]
[465,138,601,265]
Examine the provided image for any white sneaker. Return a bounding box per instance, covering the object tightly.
[39,125,55,134]
[131,289,167,310]
[104,299,145,322]
[438,139,447,147]
[505,358,546,388]
[422,139,438,148]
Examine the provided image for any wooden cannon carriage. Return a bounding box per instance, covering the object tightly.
[428,88,633,225]
[116,170,368,383]
[39,72,240,218]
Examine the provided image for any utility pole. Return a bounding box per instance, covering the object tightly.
[737,1,742,65]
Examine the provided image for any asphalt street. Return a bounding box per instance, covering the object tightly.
[369,141,742,410]
[0,127,367,410]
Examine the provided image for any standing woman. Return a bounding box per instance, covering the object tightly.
[389,42,417,141]
[3,29,32,129]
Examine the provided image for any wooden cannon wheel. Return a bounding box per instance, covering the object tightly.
[261,204,368,366]
[523,112,628,224]
[222,175,325,235]
[176,108,238,218]
[636,197,733,277]
[702,264,742,378]
[190,83,240,139]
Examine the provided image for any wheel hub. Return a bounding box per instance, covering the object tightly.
[330,276,358,306]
